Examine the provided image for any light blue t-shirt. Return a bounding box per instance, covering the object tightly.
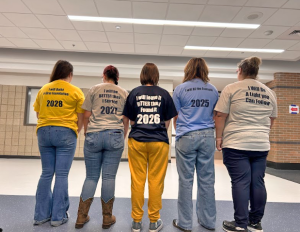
[173,79,219,140]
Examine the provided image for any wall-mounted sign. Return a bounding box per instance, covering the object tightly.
[289,105,299,114]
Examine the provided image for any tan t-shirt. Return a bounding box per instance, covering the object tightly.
[214,79,277,151]
[82,83,128,133]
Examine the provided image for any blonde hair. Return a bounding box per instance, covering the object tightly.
[183,58,209,83]
[238,56,262,79]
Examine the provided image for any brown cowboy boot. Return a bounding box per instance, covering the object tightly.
[101,197,116,229]
[75,197,93,229]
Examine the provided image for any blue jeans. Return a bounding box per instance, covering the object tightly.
[34,126,77,223]
[223,148,268,229]
[80,130,124,202]
[176,128,216,230]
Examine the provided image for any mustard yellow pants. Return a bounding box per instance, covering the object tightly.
[128,138,169,223]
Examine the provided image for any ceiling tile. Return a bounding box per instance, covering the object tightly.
[103,23,133,33]
[95,0,132,18]
[161,35,189,46]
[199,5,241,22]
[132,0,168,2]
[135,44,159,54]
[0,0,31,13]
[264,9,300,26]
[169,0,207,4]
[181,49,206,57]
[212,37,244,47]
[135,33,161,45]
[263,39,299,49]
[249,25,290,39]
[163,26,193,35]
[78,31,107,42]
[3,13,44,28]
[204,51,231,57]
[159,45,183,55]
[49,29,82,41]
[166,4,204,21]
[227,51,255,58]
[221,29,254,38]
[21,28,55,39]
[71,21,104,31]
[8,38,39,48]
[187,36,217,46]
[58,0,98,16]
[133,2,168,19]
[85,42,111,52]
[134,25,163,34]
[106,32,134,44]
[273,51,300,60]
[252,52,277,59]
[37,15,74,29]
[238,38,272,48]
[283,0,300,9]
[33,39,63,49]
[0,27,28,38]
[22,0,65,15]
[110,43,134,53]
[208,0,247,6]
[0,13,14,26]
[245,0,288,8]
[192,27,224,37]
[0,38,16,47]
[288,42,300,51]
[231,7,277,24]
[60,41,87,50]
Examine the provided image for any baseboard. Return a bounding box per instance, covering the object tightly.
[267,161,300,170]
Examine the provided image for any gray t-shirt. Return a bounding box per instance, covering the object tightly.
[82,83,128,133]
[214,79,277,151]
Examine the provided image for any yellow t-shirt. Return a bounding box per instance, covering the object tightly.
[33,80,85,136]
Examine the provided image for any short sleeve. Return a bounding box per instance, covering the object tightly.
[163,91,178,121]
[172,87,181,112]
[76,89,85,113]
[270,90,278,118]
[81,87,93,112]
[214,85,231,114]
[122,91,136,121]
[33,90,41,112]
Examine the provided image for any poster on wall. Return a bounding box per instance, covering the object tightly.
[289,105,299,114]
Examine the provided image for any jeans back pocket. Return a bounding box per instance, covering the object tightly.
[109,130,124,150]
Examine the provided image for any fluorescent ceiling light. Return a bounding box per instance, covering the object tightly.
[68,15,260,29]
[184,46,284,53]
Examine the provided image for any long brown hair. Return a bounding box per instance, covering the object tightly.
[183,58,209,83]
[140,63,159,86]
[238,56,262,79]
[49,60,73,82]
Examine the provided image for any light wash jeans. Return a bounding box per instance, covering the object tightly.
[34,126,77,224]
[80,129,124,202]
[176,128,216,230]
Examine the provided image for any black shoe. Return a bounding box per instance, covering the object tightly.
[173,219,191,232]
[222,221,248,232]
[247,222,263,232]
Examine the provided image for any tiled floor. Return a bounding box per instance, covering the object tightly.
[0,158,300,231]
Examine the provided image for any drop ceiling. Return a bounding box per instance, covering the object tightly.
[0,0,300,61]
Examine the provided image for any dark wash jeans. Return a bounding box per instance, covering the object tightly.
[35,126,77,223]
[223,148,268,229]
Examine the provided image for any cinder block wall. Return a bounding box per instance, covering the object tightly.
[0,84,172,160]
[266,73,300,168]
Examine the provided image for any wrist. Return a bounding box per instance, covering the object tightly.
[216,137,223,141]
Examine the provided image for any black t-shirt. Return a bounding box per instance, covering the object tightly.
[122,85,177,144]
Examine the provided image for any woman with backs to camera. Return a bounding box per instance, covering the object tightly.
[214,57,277,232]
[123,63,177,232]
[172,58,219,232]
[33,60,85,227]
[75,65,129,229]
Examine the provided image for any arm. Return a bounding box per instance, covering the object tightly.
[214,111,228,151]
[83,110,92,135]
[77,113,84,134]
[36,112,39,119]
[123,115,129,139]
[270,117,276,129]
[165,120,171,130]
[173,115,178,130]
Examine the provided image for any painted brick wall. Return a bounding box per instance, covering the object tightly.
[266,73,300,164]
